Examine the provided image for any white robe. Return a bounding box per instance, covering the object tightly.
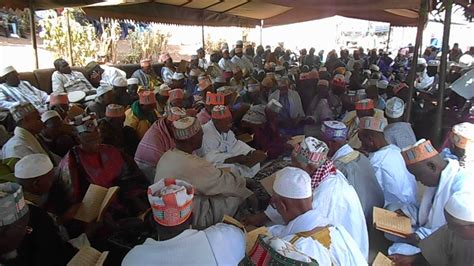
[122,223,245,265]
[51,70,94,93]
[265,170,369,260]
[218,58,235,72]
[268,210,367,266]
[201,120,260,178]
[389,159,474,255]
[368,144,418,220]
[1,127,48,159]
[268,90,305,119]
[0,81,49,113]
[99,66,126,87]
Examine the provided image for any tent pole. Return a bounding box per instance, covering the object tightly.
[260,20,263,46]
[386,24,391,51]
[433,0,453,147]
[65,9,74,66]
[405,0,428,123]
[28,0,39,70]
[201,24,205,49]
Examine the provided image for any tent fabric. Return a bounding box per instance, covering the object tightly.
[2,0,102,10]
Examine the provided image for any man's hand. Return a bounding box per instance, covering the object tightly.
[224,155,247,164]
[405,233,421,245]
[241,212,270,227]
[389,254,417,266]
[245,150,267,167]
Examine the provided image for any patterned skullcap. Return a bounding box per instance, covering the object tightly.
[148,178,194,227]
[50,93,69,105]
[198,75,212,91]
[166,107,187,122]
[168,89,184,102]
[71,113,98,134]
[385,97,405,119]
[172,116,202,140]
[359,116,387,132]
[401,139,439,165]
[321,121,347,141]
[242,105,266,125]
[355,99,375,111]
[211,105,232,120]
[139,91,157,105]
[206,92,225,105]
[9,102,37,122]
[451,122,474,150]
[293,137,329,168]
[0,182,28,226]
[105,104,125,118]
[266,99,283,114]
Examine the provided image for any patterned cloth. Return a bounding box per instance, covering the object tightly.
[310,159,337,190]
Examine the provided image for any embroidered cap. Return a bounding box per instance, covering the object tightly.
[206,92,225,105]
[377,80,389,89]
[211,105,232,120]
[321,121,347,141]
[273,167,312,199]
[0,182,28,226]
[242,105,266,125]
[166,107,187,122]
[71,113,98,134]
[156,84,171,96]
[105,104,125,118]
[148,178,194,227]
[159,53,171,63]
[359,116,387,132]
[168,89,184,102]
[112,77,128,87]
[9,102,37,122]
[15,154,53,179]
[369,64,380,72]
[451,122,474,150]
[41,110,61,123]
[385,97,405,119]
[401,139,439,165]
[50,93,69,105]
[355,99,375,110]
[293,137,329,167]
[266,99,283,114]
[172,116,202,140]
[139,91,156,105]
[198,75,212,91]
[444,191,474,223]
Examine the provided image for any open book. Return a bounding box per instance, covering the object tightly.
[373,207,412,238]
[236,133,254,143]
[260,174,276,196]
[67,246,108,266]
[287,135,305,147]
[373,252,395,266]
[74,184,119,223]
[222,215,271,253]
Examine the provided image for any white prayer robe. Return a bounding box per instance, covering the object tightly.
[389,159,473,255]
[201,120,260,178]
[265,170,369,260]
[268,90,305,119]
[1,127,48,159]
[99,66,126,87]
[0,81,49,113]
[268,210,367,266]
[51,70,94,93]
[368,144,418,220]
[161,67,174,85]
[231,55,253,74]
[218,58,235,72]
[414,71,434,91]
[122,223,245,266]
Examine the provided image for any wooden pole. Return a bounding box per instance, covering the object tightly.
[201,11,205,49]
[386,25,392,51]
[28,0,39,69]
[260,19,263,46]
[65,9,74,66]
[433,0,453,146]
[405,0,428,122]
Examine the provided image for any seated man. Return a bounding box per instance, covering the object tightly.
[112,77,133,107]
[99,104,139,157]
[0,182,77,265]
[84,61,126,88]
[2,103,57,164]
[85,85,114,119]
[366,84,386,110]
[167,88,185,109]
[38,110,76,157]
[384,97,416,149]
[268,76,305,136]
[51,59,94,94]
[127,78,139,104]
[388,139,473,255]
[0,66,49,113]
[56,113,149,219]
[261,167,367,265]
[390,192,474,266]
[304,79,336,136]
[358,116,418,220]
[134,107,187,182]
[48,93,70,121]
[131,59,161,89]
[160,53,175,85]
[320,120,384,223]
[342,98,384,149]
[441,122,473,169]
[196,92,223,125]
[122,178,245,265]
[154,116,253,228]
[154,84,170,115]
[245,137,369,259]
[125,91,160,139]
[241,99,288,160]
[202,105,266,178]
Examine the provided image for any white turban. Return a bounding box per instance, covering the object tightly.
[273,167,312,199]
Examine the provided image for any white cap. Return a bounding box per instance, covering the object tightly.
[417,58,427,66]
[0,66,16,77]
[385,97,405,118]
[113,77,127,87]
[172,72,185,80]
[377,80,389,89]
[96,85,113,97]
[189,68,201,77]
[127,78,139,85]
[369,64,380,72]
[41,110,61,123]
[67,91,86,103]
[445,191,474,222]
[428,60,440,66]
[266,99,283,113]
[273,167,312,199]
[214,76,226,83]
[15,154,53,179]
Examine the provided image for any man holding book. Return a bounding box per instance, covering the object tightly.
[388,139,473,255]
[122,178,246,265]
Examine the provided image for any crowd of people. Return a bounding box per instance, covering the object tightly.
[0,39,473,265]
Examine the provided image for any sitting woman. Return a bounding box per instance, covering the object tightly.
[55,113,150,221]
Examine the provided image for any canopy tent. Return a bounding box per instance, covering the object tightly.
[81,0,429,27]
[1,0,103,9]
